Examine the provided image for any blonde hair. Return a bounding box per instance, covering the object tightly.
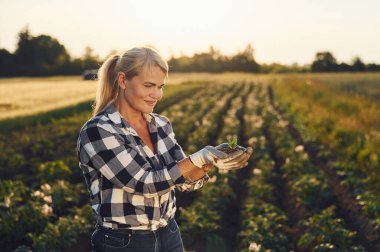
[93,47,169,115]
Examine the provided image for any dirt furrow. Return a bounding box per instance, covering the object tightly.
[262,121,308,251]
[267,85,380,251]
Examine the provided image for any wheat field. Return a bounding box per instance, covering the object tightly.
[0,76,96,120]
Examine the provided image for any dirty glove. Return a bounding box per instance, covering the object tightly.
[215,143,253,171]
[189,143,247,170]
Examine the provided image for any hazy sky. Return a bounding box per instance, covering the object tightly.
[1,0,379,65]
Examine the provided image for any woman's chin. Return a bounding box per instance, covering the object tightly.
[143,106,154,113]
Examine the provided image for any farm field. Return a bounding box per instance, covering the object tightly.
[0,73,268,120]
[0,73,380,251]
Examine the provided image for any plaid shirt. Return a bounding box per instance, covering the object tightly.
[77,102,209,230]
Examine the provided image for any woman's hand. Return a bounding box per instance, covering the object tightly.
[189,144,252,170]
[201,164,214,173]
[216,144,253,171]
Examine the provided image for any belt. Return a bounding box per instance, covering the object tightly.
[97,218,174,235]
[98,225,153,235]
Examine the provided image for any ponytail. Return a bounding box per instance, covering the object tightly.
[92,55,119,116]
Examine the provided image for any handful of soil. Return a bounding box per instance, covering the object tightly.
[216,135,243,154]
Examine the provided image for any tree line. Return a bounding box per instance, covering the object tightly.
[310,51,380,72]
[0,27,100,77]
[0,28,379,77]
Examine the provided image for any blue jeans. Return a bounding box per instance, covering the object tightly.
[91,218,184,252]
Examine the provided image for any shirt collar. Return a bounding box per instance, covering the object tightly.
[105,101,156,128]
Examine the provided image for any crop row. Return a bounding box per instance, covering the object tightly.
[175,82,361,251]
[238,84,290,252]
[260,85,365,251]
[179,83,251,251]
[183,83,245,154]
[268,79,380,249]
[268,76,380,203]
[162,84,232,148]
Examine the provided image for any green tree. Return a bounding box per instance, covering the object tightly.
[0,49,16,76]
[338,62,353,72]
[14,26,33,65]
[366,63,380,71]
[228,44,260,72]
[82,46,100,69]
[14,26,70,75]
[351,56,365,72]
[311,51,338,72]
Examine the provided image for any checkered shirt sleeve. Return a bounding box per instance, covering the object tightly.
[164,119,209,192]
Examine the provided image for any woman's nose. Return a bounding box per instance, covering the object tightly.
[150,87,162,99]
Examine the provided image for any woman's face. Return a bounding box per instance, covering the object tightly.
[123,66,166,114]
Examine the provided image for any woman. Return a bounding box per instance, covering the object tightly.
[77,46,252,252]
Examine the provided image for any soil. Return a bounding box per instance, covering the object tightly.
[217,145,243,154]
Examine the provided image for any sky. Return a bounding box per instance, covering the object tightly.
[1,0,379,65]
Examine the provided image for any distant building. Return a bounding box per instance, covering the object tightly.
[83,69,98,80]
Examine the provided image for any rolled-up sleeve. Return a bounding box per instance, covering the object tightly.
[176,175,210,192]
[164,119,209,192]
[78,124,185,198]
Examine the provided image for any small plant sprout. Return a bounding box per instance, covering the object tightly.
[227,135,238,150]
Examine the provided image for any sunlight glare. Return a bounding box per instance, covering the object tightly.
[126,0,231,36]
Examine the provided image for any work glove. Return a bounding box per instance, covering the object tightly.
[215,143,253,171]
[189,143,253,171]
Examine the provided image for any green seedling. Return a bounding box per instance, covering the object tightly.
[227,135,238,150]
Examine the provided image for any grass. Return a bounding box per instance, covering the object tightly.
[266,73,380,134]
[0,100,93,133]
